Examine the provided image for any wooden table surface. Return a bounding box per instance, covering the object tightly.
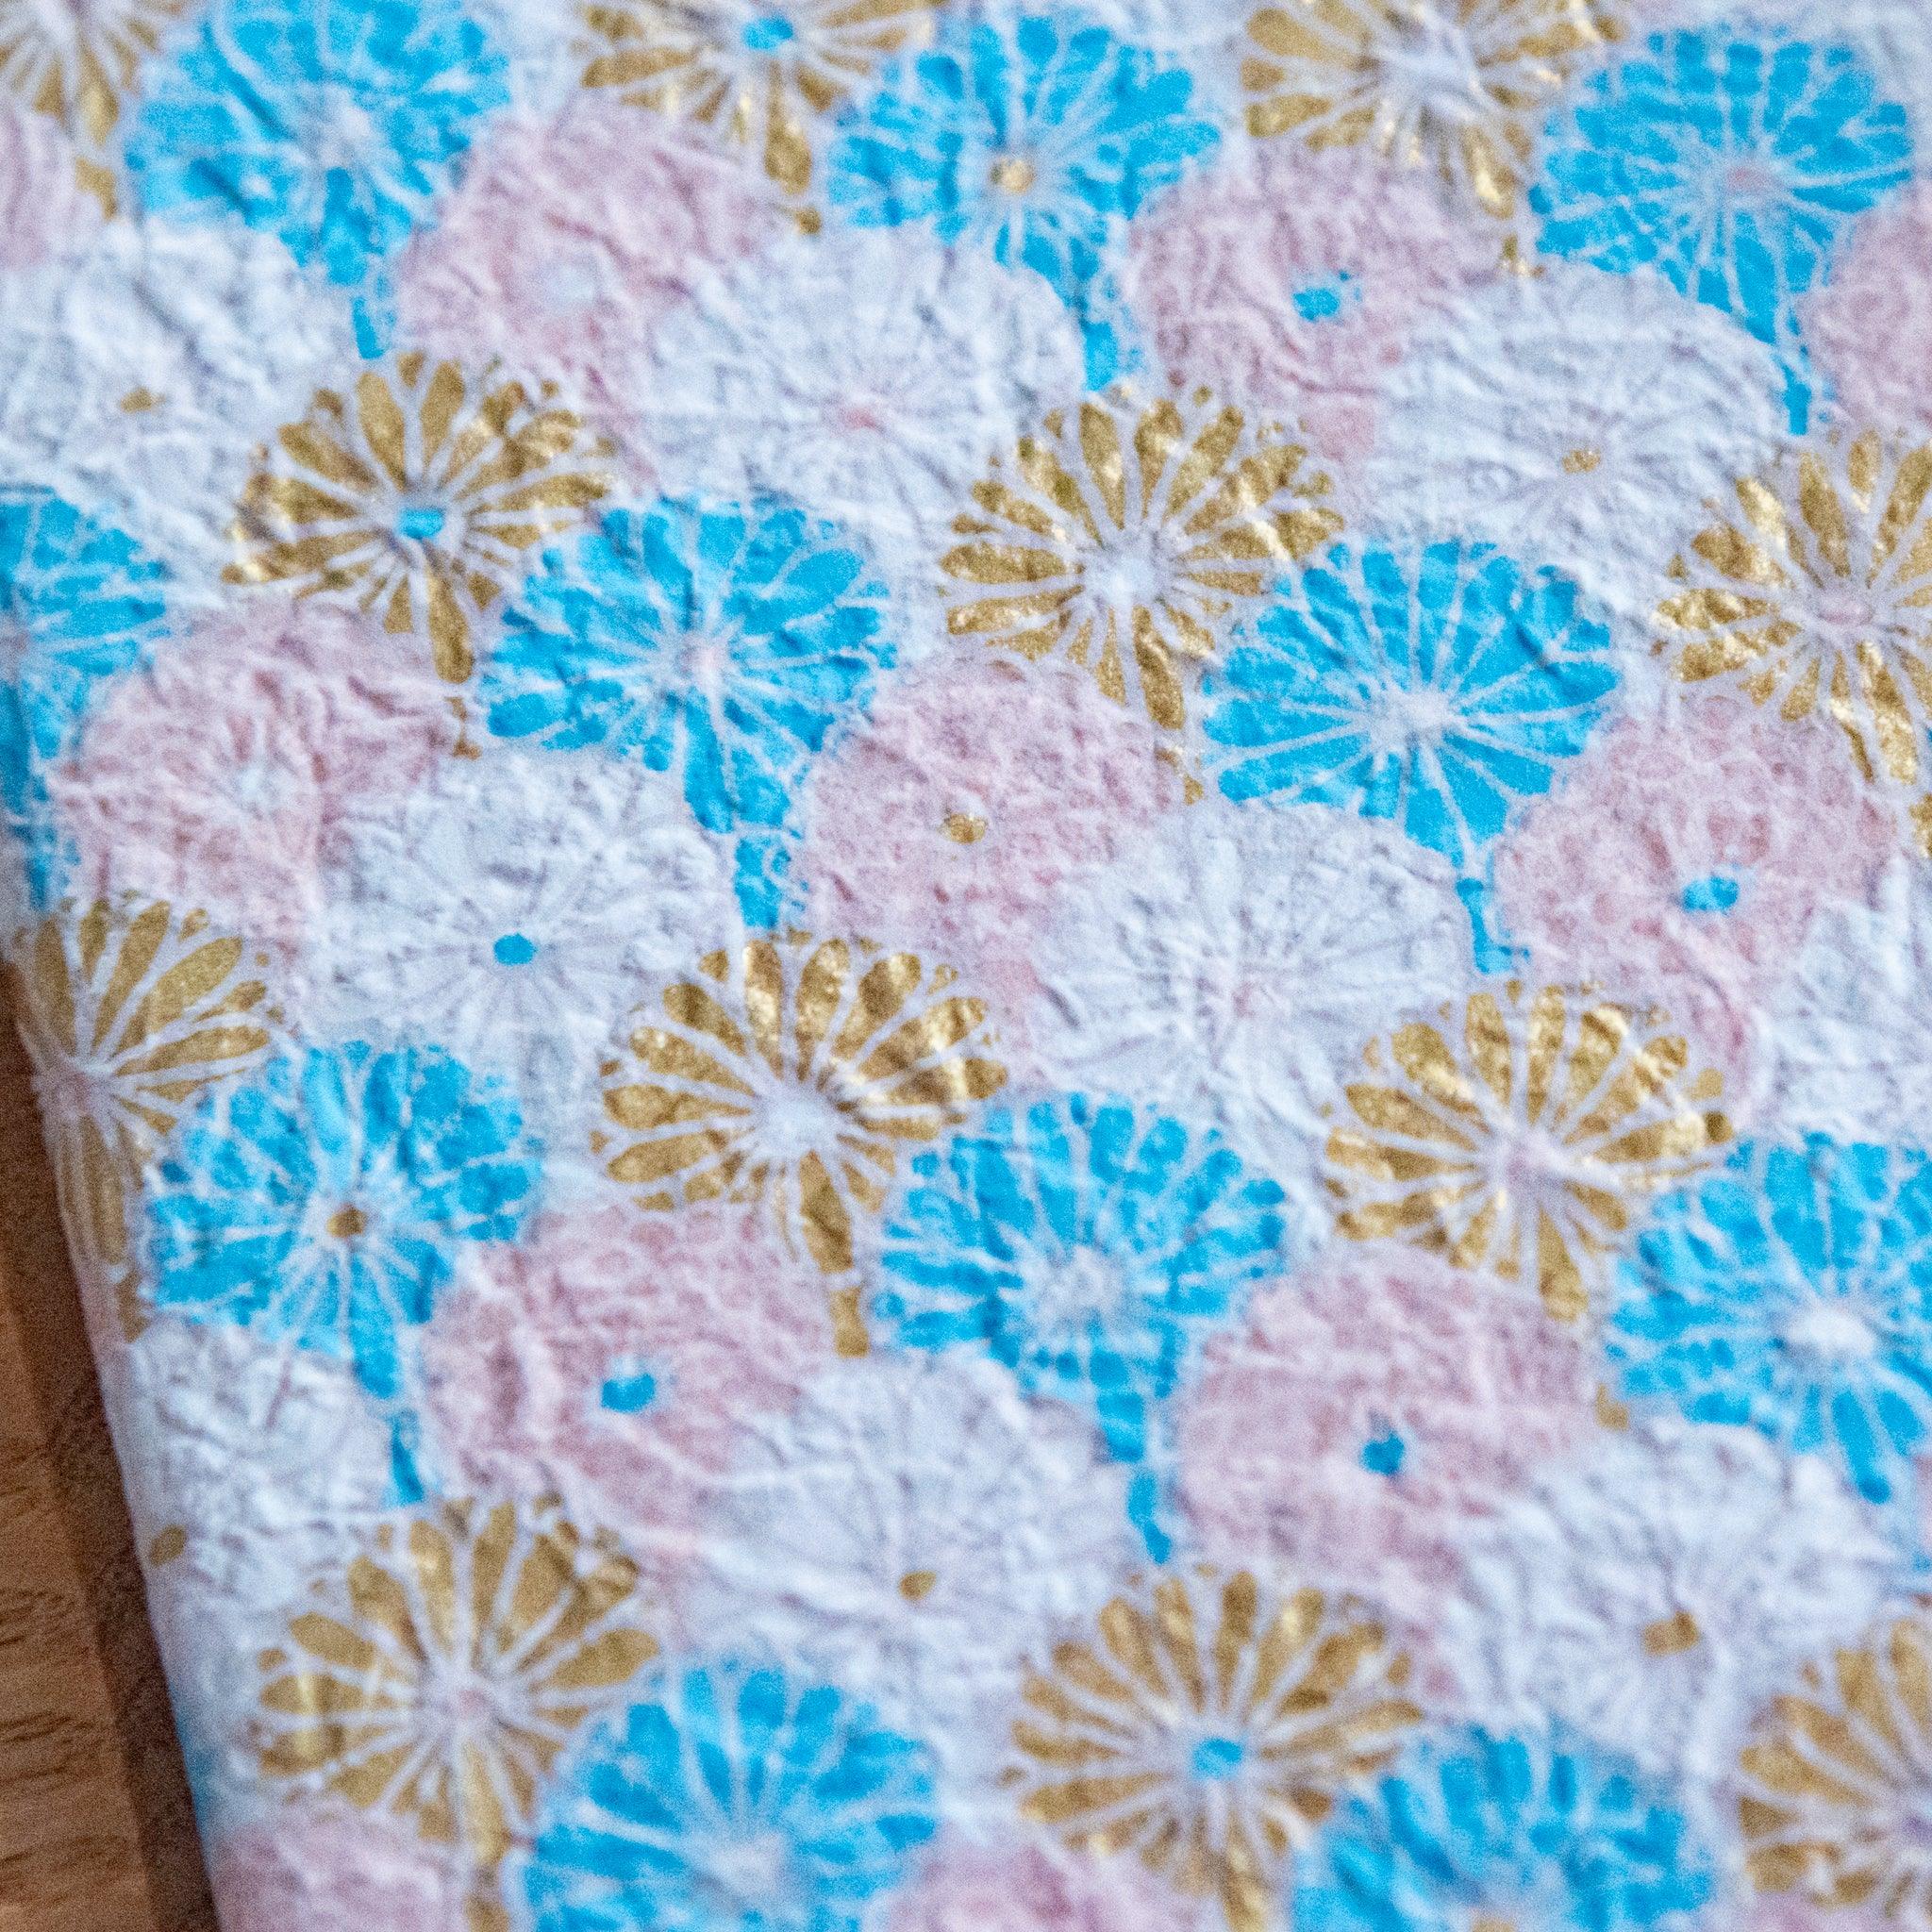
[0,986,215,1931]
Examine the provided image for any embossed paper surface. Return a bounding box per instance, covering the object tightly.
[7,1,1932,1927]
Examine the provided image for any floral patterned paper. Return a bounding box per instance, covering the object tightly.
[8,2,1932,1928]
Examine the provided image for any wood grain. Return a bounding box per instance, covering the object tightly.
[0,980,216,1932]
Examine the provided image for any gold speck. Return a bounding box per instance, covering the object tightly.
[989,155,1037,194]
[1561,445,1602,475]
[941,811,988,845]
[325,1206,368,1241]
[148,1524,188,1566]
[898,1569,939,1603]
[1641,1608,1702,1656]
[119,387,165,414]
[1593,1385,1630,1430]
[1473,1917,1517,1932]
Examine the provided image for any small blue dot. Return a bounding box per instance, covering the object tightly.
[1361,1430,1406,1476]
[741,12,794,50]
[600,1366,658,1414]
[1680,872,1742,914]
[397,504,445,541]
[1191,1736,1246,1780]
[492,932,539,966]
[1291,283,1342,323]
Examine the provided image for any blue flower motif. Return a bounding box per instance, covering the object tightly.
[1296,1727,1713,1932]
[827,11,1216,351]
[0,491,167,907]
[1203,541,1618,870]
[483,500,894,926]
[124,0,508,287]
[144,1043,536,1401]
[1606,1137,1932,1507]
[524,1659,936,1932]
[875,1093,1287,1508]
[1534,32,1911,420]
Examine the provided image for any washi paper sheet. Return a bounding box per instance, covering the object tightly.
[7,0,1932,1926]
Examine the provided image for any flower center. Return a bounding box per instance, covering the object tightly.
[311,83,380,174]
[325,1205,368,1241]
[1561,444,1602,475]
[1026,1244,1132,1349]
[1720,155,1782,201]
[396,503,445,543]
[699,1830,791,1912]
[898,1568,939,1602]
[1373,678,1459,753]
[1191,1734,1247,1780]
[1360,1428,1406,1476]
[1782,1297,1879,1362]
[989,154,1037,194]
[1809,587,1882,642]
[1085,525,1172,617]
[755,1084,841,1164]
[941,811,988,845]
[1377,11,1487,120]
[492,931,539,967]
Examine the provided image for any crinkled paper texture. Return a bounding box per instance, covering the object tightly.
[6,1,1932,1929]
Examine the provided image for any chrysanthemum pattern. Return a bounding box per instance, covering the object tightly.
[1241,0,1623,223]
[8,0,1932,1922]
[1738,1603,1932,1921]
[941,386,1341,733]
[1324,980,1732,1320]
[1655,427,1932,839]
[597,932,1006,1285]
[8,896,278,1310]
[1009,1563,1422,1932]
[226,353,611,684]
[256,1499,658,1884]
[576,0,939,198]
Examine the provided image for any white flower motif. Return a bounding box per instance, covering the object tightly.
[0,219,351,595]
[1442,1422,1902,1808]
[308,747,734,1164]
[690,1353,1132,1795]
[642,230,1087,626]
[109,1318,394,1823]
[1764,862,1932,1144]
[1363,263,1788,621]
[1029,800,1468,1195]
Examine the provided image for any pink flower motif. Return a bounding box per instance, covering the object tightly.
[1124,145,1494,462]
[391,100,780,450]
[0,106,102,269]
[47,603,450,950]
[793,652,1178,1035]
[210,1812,470,1932]
[1490,694,1892,1082]
[419,1204,827,1591]
[1176,1250,1592,1674]
[1802,180,1932,434]
[887,1839,1186,1932]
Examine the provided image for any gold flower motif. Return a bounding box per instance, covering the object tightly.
[7,899,276,1327]
[1323,981,1731,1321]
[577,0,939,197]
[1241,0,1622,221]
[941,386,1341,734]
[257,1499,657,1879]
[1656,428,1932,839]
[1009,1565,1422,1932]
[225,352,611,684]
[596,934,1006,1278]
[1739,1603,1932,1921]
[0,0,185,146]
